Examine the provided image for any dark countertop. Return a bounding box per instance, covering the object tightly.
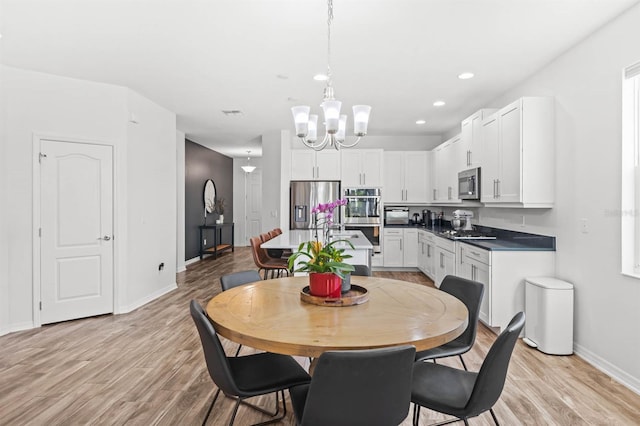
[385,222,556,252]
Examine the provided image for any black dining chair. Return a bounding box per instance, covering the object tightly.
[411,312,525,426]
[289,345,416,426]
[220,270,262,356]
[190,300,311,426]
[415,275,484,370]
[351,264,372,276]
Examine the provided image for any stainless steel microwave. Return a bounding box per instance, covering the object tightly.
[458,167,480,200]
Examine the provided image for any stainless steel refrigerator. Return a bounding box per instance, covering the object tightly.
[290,180,341,229]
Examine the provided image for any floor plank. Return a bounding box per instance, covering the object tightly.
[0,247,638,425]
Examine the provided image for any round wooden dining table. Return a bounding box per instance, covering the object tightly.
[206,276,468,358]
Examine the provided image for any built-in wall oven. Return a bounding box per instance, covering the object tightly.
[342,188,381,253]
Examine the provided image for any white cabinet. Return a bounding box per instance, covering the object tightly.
[460,109,497,169]
[431,135,462,204]
[434,236,456,288]
[291,150,341,180]
[383,228,418,267]
[383,151,430,203]
[481,97,554,207]
[403,228,418,267]
[341,149,383,187]
[458,242,555,333]
[418,230,436,280]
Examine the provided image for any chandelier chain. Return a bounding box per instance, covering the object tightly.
[326,0,333,86]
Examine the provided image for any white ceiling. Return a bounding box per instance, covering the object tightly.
[1,0,638,158]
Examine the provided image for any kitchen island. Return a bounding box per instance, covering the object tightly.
[261,229,373,272]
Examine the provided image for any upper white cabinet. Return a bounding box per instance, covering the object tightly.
[383,151,430,203]
[291,150,341,181]
[341,149,383,187]
[460,109,497,169]
[481,97,554,207]
[431,135,462,204]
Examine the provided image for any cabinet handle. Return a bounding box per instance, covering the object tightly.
[471,264,476,281]
[496,179,500,198]
[400,239,403,251]
[433,189,436,200]
[468,150,472,166]
[440,252,444,268]
[363,173,366,185]
[470,250,482,257]
[493,179,498,199]
[448,186,452,200]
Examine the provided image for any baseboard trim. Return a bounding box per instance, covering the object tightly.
[177,265,187,273]
[0,321,36,337]
[574,342,640,396]
[185,257,200,267]
[116,282,177,314]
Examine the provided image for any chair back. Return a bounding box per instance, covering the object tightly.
[440,275,484,349]
[268,230,278,239]
[351,264,372,276]
[299,346,416,426]
[273,228,283,235]
[465,311,525,417]
[259,233,271,243]
[249,236,270,268]
[220,270,261,291]
[189,300,240,396]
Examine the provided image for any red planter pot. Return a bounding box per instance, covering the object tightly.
[309,273,342,298]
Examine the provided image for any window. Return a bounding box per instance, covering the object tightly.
[621,61,640,277]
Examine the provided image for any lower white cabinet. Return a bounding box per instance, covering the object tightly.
[458,243,555,333]
[418,230,437,280]
[434,236,456,288]
[383,228,418,267]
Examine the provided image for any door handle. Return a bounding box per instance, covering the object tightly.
[99,235,111,241]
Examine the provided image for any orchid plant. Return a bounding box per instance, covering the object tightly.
[288,198,355,278]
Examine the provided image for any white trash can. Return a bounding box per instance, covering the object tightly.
[523,277,574,355]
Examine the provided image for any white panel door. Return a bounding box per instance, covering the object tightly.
[247,169,262,241]
[40,140,113,324]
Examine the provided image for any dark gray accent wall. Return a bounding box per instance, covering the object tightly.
[185,140,233,260]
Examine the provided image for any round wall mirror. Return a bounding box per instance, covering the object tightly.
[204,179,216,214]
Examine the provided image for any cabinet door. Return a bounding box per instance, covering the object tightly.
[447,135,462,200]
[434,248,455,288]
[425,242,435,279]
[481,116,500,203]
[498,103,522,203]
[417,240,427,274]
[361,150,383,187]
[383,152,405,202]
[472,261,491,325]
[315,151,341,180]
[403,229,418,267]
[383,234,403,267]
[291,150,316,180]
[461,117,473,169]
[340,150,362,187]
[404,152,429,203]
[435,143,451,202]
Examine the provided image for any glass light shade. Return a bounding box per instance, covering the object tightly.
[241,165,256,173]
[322,100,342,133]
[353,105,371,136]
[336,115,347,141]
[307,114,318,142]
[291,106,310,137]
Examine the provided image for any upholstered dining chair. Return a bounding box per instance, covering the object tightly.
[415,275,484,370]
[411,312,525,426]
[249,236,289,279]
[351,264,372,276]
[190,300,311,426]
[220,270,262,356]
[289,345,416,426]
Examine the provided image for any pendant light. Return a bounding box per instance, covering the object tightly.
[241,151,256,173]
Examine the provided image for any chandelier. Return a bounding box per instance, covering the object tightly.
[241,151,256,173]
[291,0,371,151]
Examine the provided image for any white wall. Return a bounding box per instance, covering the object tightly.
[0,62,9,334]
[176,130,186,273]
[471,4,640,392]
[122,90,177,311]
[262,130,288,232]
[0,66,178,333]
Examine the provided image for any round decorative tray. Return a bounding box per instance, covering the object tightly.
[300,284,369,307]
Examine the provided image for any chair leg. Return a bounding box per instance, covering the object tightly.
[202,388,221,426]
[233,344,242,357]
[489,408,500,426]
[459,354,468,371]
[412,403,420,426]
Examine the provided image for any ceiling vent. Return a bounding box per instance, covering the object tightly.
[221,110,243,116]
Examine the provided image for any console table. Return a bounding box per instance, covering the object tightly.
[199,223,234,259]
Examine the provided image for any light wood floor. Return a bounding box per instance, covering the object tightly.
[1,247,639,425]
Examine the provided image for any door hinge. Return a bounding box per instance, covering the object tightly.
[38,152,47,163]
[38,228,42,237]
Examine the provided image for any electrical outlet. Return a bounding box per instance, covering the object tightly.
[203,238,207,245]
[580,218,589,234]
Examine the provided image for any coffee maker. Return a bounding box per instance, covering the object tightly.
[422,209,432,227]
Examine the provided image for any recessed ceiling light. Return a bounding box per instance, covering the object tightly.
[416,120,426,125]
[433,101,446,107]
[313,74,329,81]
[458,72,475,80]
[276,74,289,80]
